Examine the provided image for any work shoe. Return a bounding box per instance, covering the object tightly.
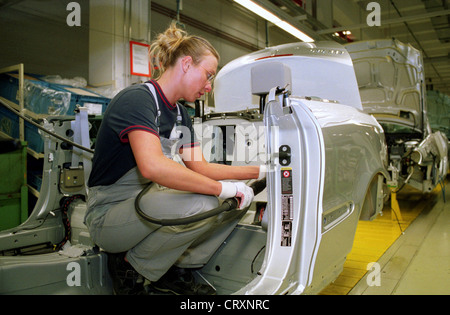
[107,252,147,295]
[150,266,216,295]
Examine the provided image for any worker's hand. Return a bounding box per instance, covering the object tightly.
[219,181,254,210]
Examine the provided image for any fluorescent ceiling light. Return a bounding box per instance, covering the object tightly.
[234,0,281,24]
[234,0,314,42]
[276,21,314,42]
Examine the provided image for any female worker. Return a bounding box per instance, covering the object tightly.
[84,23,265,295]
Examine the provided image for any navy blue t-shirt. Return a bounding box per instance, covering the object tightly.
[88,80,199,187]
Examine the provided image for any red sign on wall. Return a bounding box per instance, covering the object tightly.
[130,41,151,77]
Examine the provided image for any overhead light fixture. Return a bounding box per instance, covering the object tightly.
[234,0,281,24]
[275,21,314,42]
[234,0,314,42]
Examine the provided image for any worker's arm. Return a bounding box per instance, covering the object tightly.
[128,130,222,196]
[180,145,261,181]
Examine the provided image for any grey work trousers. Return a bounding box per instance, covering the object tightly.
[85,168,245,282]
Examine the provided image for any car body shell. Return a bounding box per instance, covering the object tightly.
[346,39,448,193]
[198,41,389,294]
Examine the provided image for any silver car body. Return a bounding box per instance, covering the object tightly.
[346,39,449,193]
[199,42,389,294]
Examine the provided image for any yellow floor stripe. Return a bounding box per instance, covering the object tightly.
[319,182,444,295]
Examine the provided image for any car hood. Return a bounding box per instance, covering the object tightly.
[346,39,428,133]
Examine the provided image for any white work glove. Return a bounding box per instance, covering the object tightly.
[258,165,267,180]
[219,181,254,210]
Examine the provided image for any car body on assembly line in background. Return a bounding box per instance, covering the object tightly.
[346,39,448,194]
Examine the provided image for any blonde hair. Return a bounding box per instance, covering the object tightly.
[150,23,220,80]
